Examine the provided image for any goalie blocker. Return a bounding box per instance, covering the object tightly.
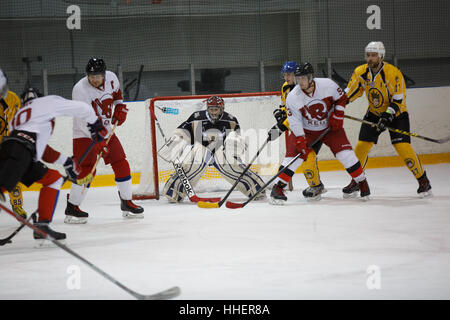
[158,96,266,203]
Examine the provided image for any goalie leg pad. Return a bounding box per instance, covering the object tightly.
[161,144,210,203]
[213,148,265,199]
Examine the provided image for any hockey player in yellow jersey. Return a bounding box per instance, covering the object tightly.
[0,69,28,218]
[272,61,326,200]
[344,41,432,197]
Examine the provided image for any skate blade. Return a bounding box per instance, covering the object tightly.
[268,197,286,206]
[64,216,88,224]
[122,211,145,219]
[305,194,322,202]
[419,190,433,199]
[34,238,66,248]
[360,195,370,201]
[343,192,358,199]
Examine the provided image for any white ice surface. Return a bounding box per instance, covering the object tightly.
[1,164,450,300]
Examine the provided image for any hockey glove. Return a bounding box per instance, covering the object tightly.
[329,108,345,131]
[87,118,108,142]
[273,107,287,123]
[112,103,128,126]
[63,156,80,183]
[294,135,311,160]
[377,107,395,132]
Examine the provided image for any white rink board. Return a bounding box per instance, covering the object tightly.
[46,86,450,176]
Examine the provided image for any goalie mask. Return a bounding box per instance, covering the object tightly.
[206,95,224,123]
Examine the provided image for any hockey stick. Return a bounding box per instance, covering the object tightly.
[197,136,271,209]
[0,211,36,246]
[225,127,331,209]
[79,123,118,187]
[0,202,181,299]
[345,114,450,144]
[154,114,220,203]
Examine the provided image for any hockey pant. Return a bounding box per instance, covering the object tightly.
[0,139,63,222]
[162,144,265,202]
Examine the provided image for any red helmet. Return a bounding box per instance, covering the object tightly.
[206,95,224,108]
[206,96,225,123]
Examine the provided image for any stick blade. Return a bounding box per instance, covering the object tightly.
[197,201,220,209]
[138,286,181,300]
[438,136,450,144]
[225,201,244,209]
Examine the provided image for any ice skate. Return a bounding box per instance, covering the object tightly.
[302,182,327,201]
[269,181,287,205]
[64,195,88,224]
[342,179,359,198]
[417,172,432,198]
[358,178,371,201]
[120,197,144,219]
[33,220,66,247]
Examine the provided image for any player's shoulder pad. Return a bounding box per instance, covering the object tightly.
[222,111,237,121]
[353,64,369,76]
[382,62,403,77]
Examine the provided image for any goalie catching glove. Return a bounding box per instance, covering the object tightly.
[158,129,191,163]
[223,131,248,163]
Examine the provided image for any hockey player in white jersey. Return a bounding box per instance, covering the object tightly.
[65,58,144,223]
[159,95,265,203]
[0,87,107,243]
[269,62,371,204]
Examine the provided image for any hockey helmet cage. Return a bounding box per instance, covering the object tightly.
[281,61,299,74]
[206,95,225,122]
[0,68,8,99]
[365,41,385,60]
[86,58,106,75]
[21,87,42,104]
[294,62,314,77]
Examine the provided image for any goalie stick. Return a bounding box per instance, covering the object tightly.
[197,136,271,209]
[345,114,450,144]
[225,127,331,209]
[154,112,220,203]
[0,202,181,300]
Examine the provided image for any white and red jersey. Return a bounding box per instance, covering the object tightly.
[9,95,98,161]
[286,78,347,136]
[72,70,124,139]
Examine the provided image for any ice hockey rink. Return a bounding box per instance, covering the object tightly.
[1,163,449,300]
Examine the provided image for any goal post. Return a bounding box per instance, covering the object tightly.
[133,91,290,200]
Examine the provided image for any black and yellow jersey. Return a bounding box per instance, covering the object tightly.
[346,62,407,117]
[0,90,21,142]
[279,81,296,129]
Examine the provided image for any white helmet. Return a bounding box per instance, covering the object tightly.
[0,68,8,99]
[365,41,385,60]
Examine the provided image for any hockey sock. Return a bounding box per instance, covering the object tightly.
[116,178,132,200]
[336,149,365,182]
[9,183,24,208]
[111,159,132,200]
[36,170,64,222]
[68,182,89,206]
[354,141,374,170]
[274,157,303,185]
[393,142,424,179]
[300,150,321,187]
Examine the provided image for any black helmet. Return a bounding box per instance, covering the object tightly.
[294,62,314,77]
[86,58,106,75]
[21,87,42,104]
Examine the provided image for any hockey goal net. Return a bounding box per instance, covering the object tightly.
[133,92,288,200]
